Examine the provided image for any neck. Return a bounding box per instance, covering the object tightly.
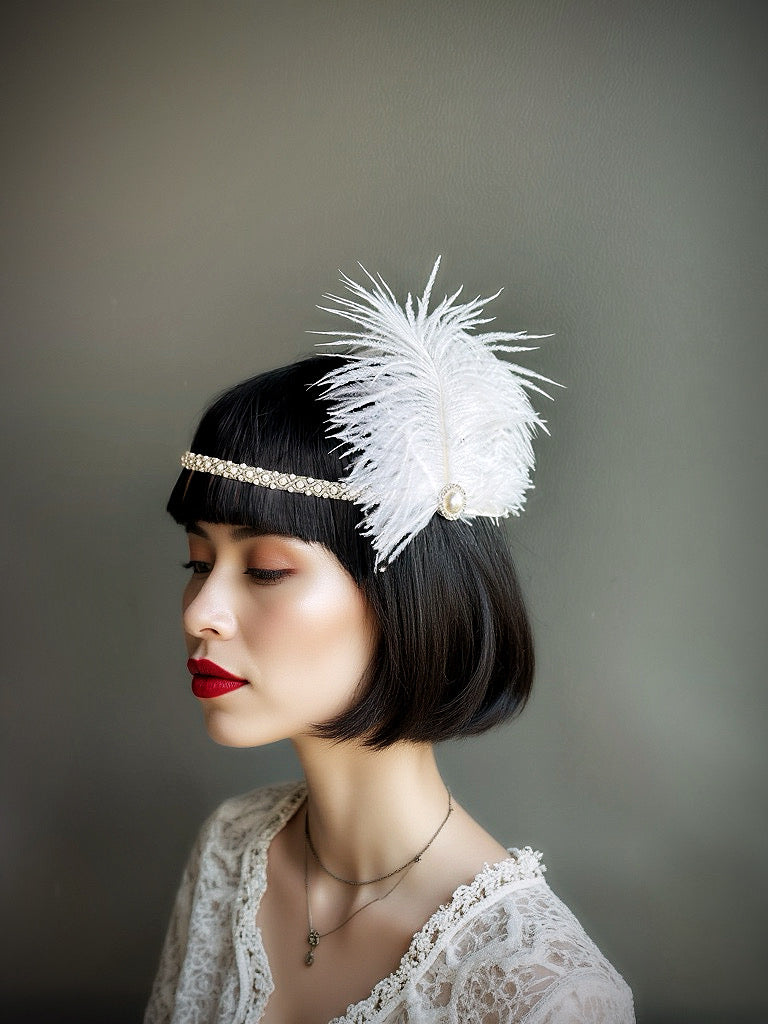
[292,735,448,882]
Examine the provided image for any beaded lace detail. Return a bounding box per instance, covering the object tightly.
[145,783,634,1024]
[333,846,546,1024]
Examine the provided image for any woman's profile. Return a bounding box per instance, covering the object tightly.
[144,260,635,1023]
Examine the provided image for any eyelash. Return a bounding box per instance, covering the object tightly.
[181,561,289,584]
[182,560,211,575]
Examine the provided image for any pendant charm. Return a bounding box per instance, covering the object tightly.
[305,928,320,966]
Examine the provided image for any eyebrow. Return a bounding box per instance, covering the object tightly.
[186,523,283,542]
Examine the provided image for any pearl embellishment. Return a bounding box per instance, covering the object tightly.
[438,484,467,520]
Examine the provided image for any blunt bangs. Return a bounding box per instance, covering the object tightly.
[168,355,535,748]
[166,357,374,582]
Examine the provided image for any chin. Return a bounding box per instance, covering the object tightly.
[201,709,283,748]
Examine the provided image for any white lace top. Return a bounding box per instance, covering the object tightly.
[144,783,634,1024]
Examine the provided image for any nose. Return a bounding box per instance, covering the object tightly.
[182,574,238,640]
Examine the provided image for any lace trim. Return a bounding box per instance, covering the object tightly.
[331,845,546,1024]
[235,782,547,1024]
[238,784,308,1022]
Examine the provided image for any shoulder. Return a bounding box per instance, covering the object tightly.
[185,780,305,879]
[501,869,635,1020]
[200,779,305,842]
[145,782,305,1024]
[398,848,635,1023]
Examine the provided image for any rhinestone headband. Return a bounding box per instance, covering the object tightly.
[180,452,357,502]
[180,451,469,520]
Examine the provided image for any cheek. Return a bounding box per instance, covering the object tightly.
[258,583,374,677]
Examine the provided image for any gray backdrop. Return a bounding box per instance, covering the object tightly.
[1,2,766,1021]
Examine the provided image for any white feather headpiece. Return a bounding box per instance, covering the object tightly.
[313,257,556,566]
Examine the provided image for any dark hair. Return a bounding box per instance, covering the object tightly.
[167,356,535,748]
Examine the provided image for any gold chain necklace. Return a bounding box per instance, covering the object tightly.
[302,790,453,966]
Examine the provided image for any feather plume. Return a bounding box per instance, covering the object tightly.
[313,257,557,566]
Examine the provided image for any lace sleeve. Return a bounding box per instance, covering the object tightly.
[390,875,634,1024]
[142,783,305,1024]
[143,813,213,1024]
[446,884,636,1024]
[521,970,636,1024]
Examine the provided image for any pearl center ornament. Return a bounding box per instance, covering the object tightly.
[438,484,467,520]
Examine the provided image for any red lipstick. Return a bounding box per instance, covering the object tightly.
[187,658,248,699]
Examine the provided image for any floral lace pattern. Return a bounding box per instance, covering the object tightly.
[145,783,634,1024]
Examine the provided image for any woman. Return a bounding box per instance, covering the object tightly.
[145,261,635,1023]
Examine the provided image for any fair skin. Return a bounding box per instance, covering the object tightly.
[183,522,510,1024]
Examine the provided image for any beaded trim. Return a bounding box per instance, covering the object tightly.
[180,451,357,502]
[338,845,545,1023]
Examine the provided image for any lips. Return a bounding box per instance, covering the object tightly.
[187,658,249,699]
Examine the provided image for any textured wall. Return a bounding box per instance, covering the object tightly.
[1,2,766,1021]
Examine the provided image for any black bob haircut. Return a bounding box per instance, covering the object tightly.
[167,356,535,748]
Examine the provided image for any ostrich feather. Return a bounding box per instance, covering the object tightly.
[313,257,557,566]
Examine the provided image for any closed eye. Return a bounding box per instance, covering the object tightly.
[182,562,290,583]
[245,568,291,584]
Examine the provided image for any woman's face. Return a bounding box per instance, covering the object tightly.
[181,521,377,747]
